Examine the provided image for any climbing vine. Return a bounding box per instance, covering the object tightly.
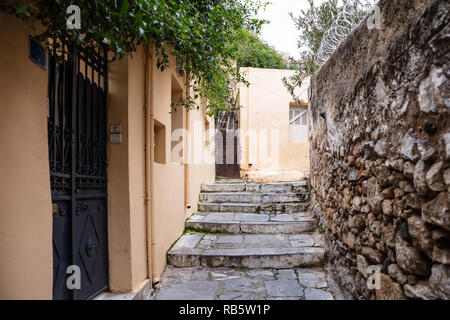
[0,0,267,117]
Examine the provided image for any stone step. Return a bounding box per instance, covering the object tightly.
[201,181,309,194]
[167,233,325,269]
[186,212,316,234]
[201,184,247,193]
[198,202,310,214]
[198,202,260,213]
[215,179,246,184]
[199,192,308,204]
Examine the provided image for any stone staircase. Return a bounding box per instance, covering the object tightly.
[167,180,325,270]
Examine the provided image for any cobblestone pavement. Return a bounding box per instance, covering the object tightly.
[151,266,338,300]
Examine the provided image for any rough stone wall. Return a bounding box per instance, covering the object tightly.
[309,0,449,300]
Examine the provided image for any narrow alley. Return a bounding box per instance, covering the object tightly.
[0,0,448,305]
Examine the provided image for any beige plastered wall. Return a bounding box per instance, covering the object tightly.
[0,12,214,295]
[108,45,216,289]
[185,97,216,218]
[150,52,186,281]
[0,12,150,297]
[0,12,53,299]
[107,47,148,292]
[150,51,216,281]
[239,67,310,179]
[107,45,217,291]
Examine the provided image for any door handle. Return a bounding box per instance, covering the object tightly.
[52,203,58,214]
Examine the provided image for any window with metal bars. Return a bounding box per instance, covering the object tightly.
[289,107,308,126]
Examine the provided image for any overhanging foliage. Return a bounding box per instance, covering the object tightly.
[0,0,267,117]
[230,29,288,70]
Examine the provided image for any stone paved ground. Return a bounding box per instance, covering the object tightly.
[153,181,346,300]
[151,266,340,300]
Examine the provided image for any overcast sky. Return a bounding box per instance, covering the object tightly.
[257,0,324,59]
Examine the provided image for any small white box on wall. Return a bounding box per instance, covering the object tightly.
[110,133,122,143]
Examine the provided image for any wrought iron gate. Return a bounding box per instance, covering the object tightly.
[48,42,109,300]
[215,110,240,178]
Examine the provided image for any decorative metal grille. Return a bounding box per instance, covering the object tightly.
[48,40,109,300]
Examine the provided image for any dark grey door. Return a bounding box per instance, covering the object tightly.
[48,42,109,300]
[215,110,240,178]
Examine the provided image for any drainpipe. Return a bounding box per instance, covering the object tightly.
[246,68,251,170]
[144,44,155,284]
[184,73,190,215]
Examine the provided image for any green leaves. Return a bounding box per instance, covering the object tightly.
[15,2,30,17]
[120,0,129,17]
[230,29,287,69]
[0,1,33,18]
[283,0,366,102]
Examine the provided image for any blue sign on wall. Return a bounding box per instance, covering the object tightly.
[29,36,46,70]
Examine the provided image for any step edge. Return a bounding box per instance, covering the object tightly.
[168,246,325,256]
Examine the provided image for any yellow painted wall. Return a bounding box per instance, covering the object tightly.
[239,67,310,180]
[108,45,216,291]
[107,52,133,292]
[127,47,148,291]
[107,47,148,292]
[0,12,53,299]
[0,12,214,297]
[0,12,150,297]
[150,53,186,280]
[150,52,216,280]
[185,98,216,218]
